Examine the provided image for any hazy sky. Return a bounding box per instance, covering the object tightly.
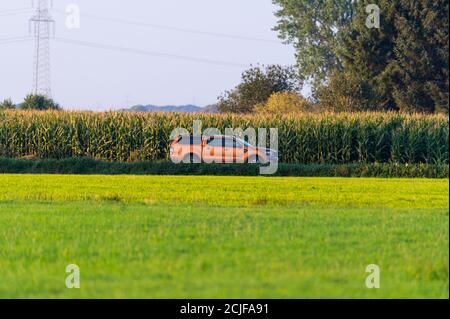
[0,0,296,110]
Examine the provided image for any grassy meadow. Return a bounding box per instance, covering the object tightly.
[0,175,448,298]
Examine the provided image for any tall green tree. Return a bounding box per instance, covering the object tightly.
[274,0,449,113]
[390,0,449,113]
[339,0,449,113]
[338,0,398,111]
[272,0,357,90]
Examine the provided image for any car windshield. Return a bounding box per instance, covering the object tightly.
[236,138,253,147]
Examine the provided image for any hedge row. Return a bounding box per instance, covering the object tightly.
[0,157,448,178]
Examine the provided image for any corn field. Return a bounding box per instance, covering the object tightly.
[0,110,448,164]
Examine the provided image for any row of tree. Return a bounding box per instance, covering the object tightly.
[219,0,449,114]
[0,94,60,111]
[4,1,447,115]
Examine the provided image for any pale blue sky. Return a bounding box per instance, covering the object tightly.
[0,0,296,110]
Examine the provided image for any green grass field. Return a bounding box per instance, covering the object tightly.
[0,175,448,298]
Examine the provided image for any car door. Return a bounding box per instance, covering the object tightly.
[233,139,246,163]
[223,137,236,163]
[204,136,225,163]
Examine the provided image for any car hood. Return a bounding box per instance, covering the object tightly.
[253,147,278,153]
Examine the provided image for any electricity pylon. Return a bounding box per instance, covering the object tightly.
[30,0,55,97]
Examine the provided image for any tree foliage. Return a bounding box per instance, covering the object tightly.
[217,64,300,113]
[256,91,313,114]
[21,94,61,111]
[316,72,378,112]
[390,0,449,113]
[274,0,449,113]
[272,0,357,90]
[338,0,449,113]
[0,98,15,110]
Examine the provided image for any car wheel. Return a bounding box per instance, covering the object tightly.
[247,155,260,164]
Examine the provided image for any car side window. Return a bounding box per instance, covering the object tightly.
[179,136,202,145]
[235,141,244,148]
[224,138,235,148]
[207,137,224,147]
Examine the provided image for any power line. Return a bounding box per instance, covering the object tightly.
[0,36,31,41]
[0,8,32,17]
[0,11,32,18]
[0,36,33,44]
[0,7,32,14]
[53,37,248,68]
[52,9,279,44]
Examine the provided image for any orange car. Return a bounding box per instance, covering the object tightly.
[170,135,278,164]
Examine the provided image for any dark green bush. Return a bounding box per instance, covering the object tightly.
[0,157,447,178]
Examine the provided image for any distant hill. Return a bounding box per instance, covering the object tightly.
[202,104,219,113]
[121,104,218,113]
